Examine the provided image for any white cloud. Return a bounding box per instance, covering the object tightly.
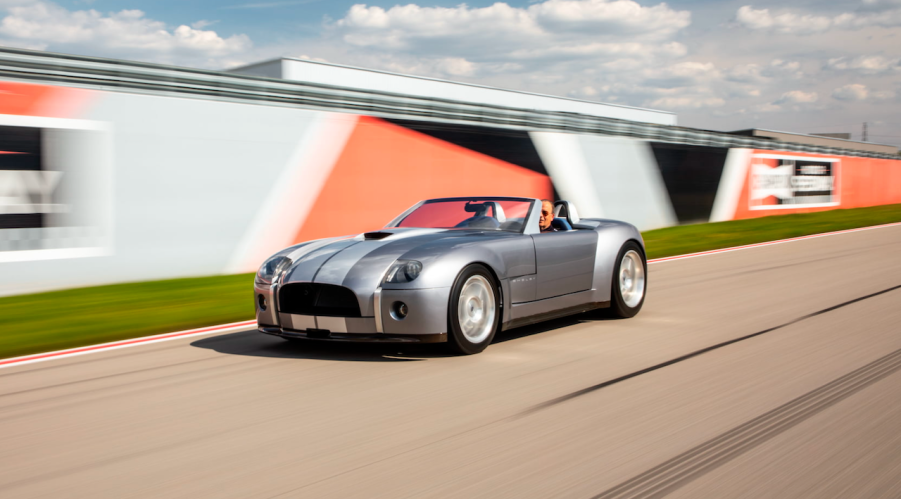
[726,63,766,83]
[296,54,329,63]
[827,55,901,75]
[735,6,833,35]
[768,59,803,79]
[725,59,803,83]
[331,0,692,78]
[0,1,251,67]
[191,19,218,29]
[645,96,725,110]
[568,85,599,98]
[646,61,719,80]
[828,84,895,102]
[736,4,901,34]
[776,90,818,104]
[832,83,868,101]
[528,0,690,37]
[752,102,783,113]
[872,89,897,100]
[435,57,476,77]
[338,0,690,43]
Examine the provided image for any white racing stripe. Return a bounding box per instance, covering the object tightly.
[314,229,446,285]
[2,221,900,369]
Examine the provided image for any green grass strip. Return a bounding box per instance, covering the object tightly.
[642,203,901,260]
[0,273,255,360]
[2,203,901,360]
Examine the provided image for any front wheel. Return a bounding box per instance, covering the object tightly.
[609,241,647,318]
[447,264,500,355]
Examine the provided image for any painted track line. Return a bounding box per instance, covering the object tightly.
[0,320,256,370]
[2,220,900,370]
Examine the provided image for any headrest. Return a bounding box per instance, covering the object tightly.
[464,201,506,222]
[551,218,572,231]
[553,201,580,226]
[487,202,506,223]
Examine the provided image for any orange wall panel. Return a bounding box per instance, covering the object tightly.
[293,117,553,243]
[0,81,91,118]
[732,150,901,221]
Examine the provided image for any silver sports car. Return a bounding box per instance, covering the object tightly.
[254,197,646,354]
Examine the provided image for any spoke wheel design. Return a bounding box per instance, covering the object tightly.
[457,275,496,344]
[448,264,500,355]
[609,242,647,318]
[619,250,646,308]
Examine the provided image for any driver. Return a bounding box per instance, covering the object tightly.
[539,199,557,232]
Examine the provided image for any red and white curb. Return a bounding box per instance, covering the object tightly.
[3,221,901,370]
[0,320,256,370]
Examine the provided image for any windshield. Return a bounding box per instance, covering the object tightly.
[396,198,533,232]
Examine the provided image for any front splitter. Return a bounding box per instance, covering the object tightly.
[259,327,447,344]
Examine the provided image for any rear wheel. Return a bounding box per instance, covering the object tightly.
[448,264,500,355]
[609,241,646,318]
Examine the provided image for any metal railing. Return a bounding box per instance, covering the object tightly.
[0,47,897,160]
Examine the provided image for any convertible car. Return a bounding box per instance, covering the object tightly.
[254,197,646,354]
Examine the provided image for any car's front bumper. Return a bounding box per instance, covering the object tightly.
[255,282,451,342]
[259,326,447,343]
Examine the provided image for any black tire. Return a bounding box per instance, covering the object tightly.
[609,241,647,318]
[447,264,501,355]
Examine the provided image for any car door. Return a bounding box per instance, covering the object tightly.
[531,229,598,300]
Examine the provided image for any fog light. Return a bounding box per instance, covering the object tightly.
[258,294,267,311]
[390,301,408,320]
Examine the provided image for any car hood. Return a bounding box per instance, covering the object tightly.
[278,228,510,316]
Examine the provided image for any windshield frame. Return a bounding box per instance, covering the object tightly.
[386,197,538,234]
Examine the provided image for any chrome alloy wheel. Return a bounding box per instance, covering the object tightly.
[619,250,646,308]
[457,274,496,344]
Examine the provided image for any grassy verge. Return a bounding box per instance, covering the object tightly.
[642,203,901,260]
[0,273,255,360]
[2,203,901,360]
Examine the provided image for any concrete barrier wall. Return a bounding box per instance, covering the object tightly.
[1,80,900,296]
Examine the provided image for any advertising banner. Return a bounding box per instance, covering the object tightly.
[0,115,112,263]
[749,153,840,210]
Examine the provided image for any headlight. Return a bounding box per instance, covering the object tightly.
[384,260,422,283]
[256,255,293,286]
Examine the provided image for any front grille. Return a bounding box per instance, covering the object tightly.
[279,283,362,317]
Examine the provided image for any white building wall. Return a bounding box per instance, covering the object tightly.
[227,58,677,126]
[0,92,332,297]
[532,132,677,231]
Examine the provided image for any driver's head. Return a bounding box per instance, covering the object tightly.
[539,199,554,230]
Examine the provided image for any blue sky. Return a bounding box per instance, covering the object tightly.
[2,0,900,144]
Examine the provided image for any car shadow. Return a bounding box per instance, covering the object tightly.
[492,308,622,344]
[191,330,438,362]
[192,309,621,362]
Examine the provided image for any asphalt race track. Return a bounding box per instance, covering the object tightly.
[2,226,901,498]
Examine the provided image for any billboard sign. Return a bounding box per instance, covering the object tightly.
[0,116,112,262]
[749,153,839,210]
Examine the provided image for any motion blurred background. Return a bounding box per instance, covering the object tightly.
[1,49,899,299]
[2,0,901,361]
[2,3,901,496]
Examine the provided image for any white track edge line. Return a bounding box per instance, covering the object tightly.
[4,221,901,369]
[0,320,256,370]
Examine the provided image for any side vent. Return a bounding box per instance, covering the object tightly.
[364,232,393,240]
